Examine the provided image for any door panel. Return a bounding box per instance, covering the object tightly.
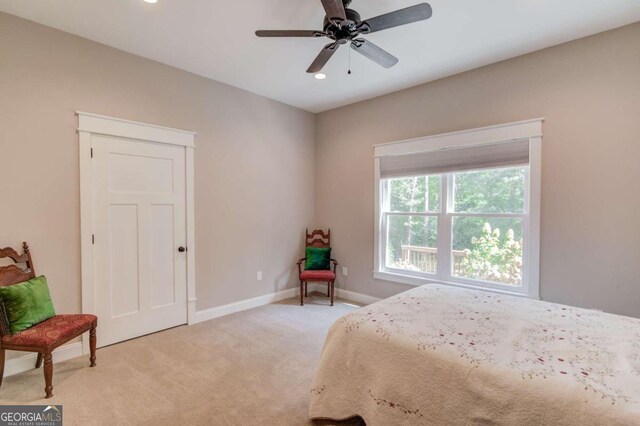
[92,134,187,347]
[108,204,140,318]
[149,204,176,308]
[108,153,174,193]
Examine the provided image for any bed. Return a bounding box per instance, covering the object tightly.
[309,284,640,425]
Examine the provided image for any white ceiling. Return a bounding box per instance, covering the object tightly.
[1,0,639,112]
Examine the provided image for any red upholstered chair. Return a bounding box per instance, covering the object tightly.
[0,242,97,398]
[297,229,338,306]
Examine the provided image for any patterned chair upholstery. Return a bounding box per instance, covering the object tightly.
[0,242,97,399]
[297,229,338,306]
[1,314,97,349]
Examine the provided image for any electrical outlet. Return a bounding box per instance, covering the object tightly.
[257,271,263,281]
[342,267,348,277]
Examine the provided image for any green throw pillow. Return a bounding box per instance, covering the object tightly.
[305,247,331,270]
[0,276,56,334]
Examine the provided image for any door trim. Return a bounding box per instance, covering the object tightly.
[77,111,196,147]
[78,112,197,355]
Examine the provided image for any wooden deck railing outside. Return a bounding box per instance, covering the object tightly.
[401,245,467,275]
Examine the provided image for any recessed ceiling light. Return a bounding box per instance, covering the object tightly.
[143,0,157,3]
[314,73,326,80]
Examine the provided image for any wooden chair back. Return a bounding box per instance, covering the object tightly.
[0,242,35,287]
[306,229,330,248]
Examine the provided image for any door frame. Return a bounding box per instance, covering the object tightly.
[77,111,197,354]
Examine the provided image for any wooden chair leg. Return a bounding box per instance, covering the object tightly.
[327,282,330,297]
[0,349,5,388]
[305,282,308,297]
[90,326,97,367]
[43,352,53,399]
[35,353,43,369]
[330,281,335,306]
[299,281,304,306]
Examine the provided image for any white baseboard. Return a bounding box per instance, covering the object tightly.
[306,283,382,306]
[335,288,382,305]
[4,342,84,378]
[192,285,382,325]
[192,288,297,324]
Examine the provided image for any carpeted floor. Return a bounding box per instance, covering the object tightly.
[0,292,365,425]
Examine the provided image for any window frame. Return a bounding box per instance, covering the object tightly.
[374,119,542,299]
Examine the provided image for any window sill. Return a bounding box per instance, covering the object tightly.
[373,270,538,299]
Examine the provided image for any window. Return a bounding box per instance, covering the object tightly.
[374,120,542,298]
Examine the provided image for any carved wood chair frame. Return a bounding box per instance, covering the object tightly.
[0,242,97,398]
[297,229,338,306]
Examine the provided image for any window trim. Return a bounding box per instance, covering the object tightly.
[373,119,543,299]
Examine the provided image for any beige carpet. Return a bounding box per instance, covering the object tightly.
[0,293,364,425]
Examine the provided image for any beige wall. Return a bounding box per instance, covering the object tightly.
[1,9,639,346]
[0,11,316,326]
[316,22,640,318]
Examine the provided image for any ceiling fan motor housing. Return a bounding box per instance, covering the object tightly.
[323,8,363,40]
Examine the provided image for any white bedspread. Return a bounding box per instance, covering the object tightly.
[309,285,640,425]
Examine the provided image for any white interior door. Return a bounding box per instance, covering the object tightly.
[92,134,187,347]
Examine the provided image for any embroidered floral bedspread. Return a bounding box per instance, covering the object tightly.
[309,285,640,425]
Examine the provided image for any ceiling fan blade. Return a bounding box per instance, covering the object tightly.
[320,0,347,24]
[307,42,341,73]
[361,3,432,34]
[255,30,324,37]
[351,39,398,69]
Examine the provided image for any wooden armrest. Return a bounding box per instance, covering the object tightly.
[297,258,306,275]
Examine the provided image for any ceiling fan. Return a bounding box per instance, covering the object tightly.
[255,0,433,74]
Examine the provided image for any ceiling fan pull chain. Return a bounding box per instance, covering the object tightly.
[348,46,352,75]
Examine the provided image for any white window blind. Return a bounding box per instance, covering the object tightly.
[379,139,530,178]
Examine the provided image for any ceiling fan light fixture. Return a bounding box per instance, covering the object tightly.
[143,0,158,3]
[314,73,327,80]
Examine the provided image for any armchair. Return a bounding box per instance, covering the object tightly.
[297,229,338,306]
[0,242,97,398]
